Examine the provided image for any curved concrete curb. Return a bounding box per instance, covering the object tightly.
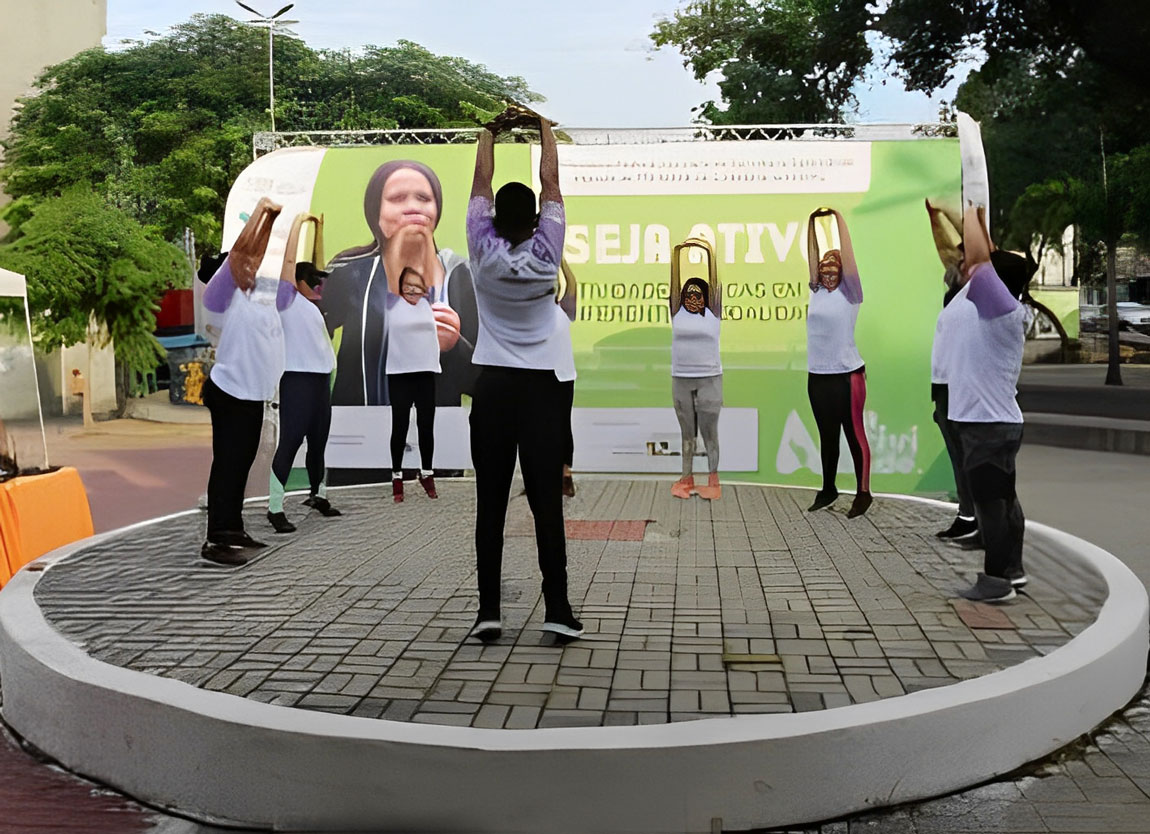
[0,496,1146,833]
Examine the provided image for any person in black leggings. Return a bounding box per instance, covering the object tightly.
[387,263,442,502]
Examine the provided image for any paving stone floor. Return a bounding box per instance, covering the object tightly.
[33,479,1108,731]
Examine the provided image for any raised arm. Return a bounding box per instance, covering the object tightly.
[709,278,722,319]
[471,128,495,201]
[539,121,562,205]
[962,205,992,272]
[669,249,682,316]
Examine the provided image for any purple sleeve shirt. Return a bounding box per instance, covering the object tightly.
[466,196,565,277]
[203,257,295,312]
[202,259,238,313]
[966,261,1020,320]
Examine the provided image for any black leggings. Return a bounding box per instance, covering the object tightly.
[559,380,574,468]
[807,368,871,494]
[388,371,436,473]
[203,376,263,539]
[271,371,332,493]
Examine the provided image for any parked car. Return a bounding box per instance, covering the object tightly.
[1079,302,1150,334]
[1116,302,1150,334]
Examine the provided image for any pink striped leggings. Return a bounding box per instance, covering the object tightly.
[807,368,871,495]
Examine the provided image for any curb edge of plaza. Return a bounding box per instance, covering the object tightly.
[0,489,1147,834]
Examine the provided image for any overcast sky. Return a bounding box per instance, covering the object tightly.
[105,0,965,128]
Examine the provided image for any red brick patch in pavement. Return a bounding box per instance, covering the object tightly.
[565,520,649,541]
[952,600,1017,630]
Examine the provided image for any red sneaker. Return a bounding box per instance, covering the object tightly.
[392,478,404,503]
[419,474,438,499]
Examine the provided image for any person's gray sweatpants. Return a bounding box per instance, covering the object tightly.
[672,374,722,477]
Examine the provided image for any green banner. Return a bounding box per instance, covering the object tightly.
[306,138,961,496]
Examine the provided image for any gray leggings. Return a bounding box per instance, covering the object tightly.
[672,374,722,477]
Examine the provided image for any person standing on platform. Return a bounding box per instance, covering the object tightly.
[386,257,444,503]
[925,200,978,541]
[200,198,286,566]
[669,239,723,501]
[804,207,873,518]
[466,108,582,642]
[267,214,342,534]
[949,207,1029,603]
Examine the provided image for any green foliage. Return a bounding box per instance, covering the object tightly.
[0,187,187,373]
[1,15,540,255]
[651,0,872,123]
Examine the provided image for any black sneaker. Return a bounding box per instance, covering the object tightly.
[937,516,978,540]
[807,489,839,512]
[200,541,248,567]
[303,495,342,517]
[959,573,1017,603]
[846,491,873,518]
[267,511,296,534]
[542,612,584,639]
[469,615,502,642]
[213,530,267,549]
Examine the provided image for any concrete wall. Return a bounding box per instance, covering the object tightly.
[0,0,108,237]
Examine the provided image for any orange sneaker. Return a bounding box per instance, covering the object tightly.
[697,472,721,500]
[671,475,694,499]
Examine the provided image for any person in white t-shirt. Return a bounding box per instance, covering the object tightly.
[925,199,978,541]
[199,198,287,566]
[948,206,1029,604]
[465,109,582,643]
[266,260,341,534]
[386,262,443,502]
[805,208,873,518]
[669,247,723,501]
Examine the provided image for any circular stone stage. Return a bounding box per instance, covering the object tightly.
[0,480,1145,833]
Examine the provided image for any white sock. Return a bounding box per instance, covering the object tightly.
[420,469,433,478]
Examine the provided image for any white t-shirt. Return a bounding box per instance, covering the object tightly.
[385,295,441,375]
[671,307,722,377]
[806,287,863,374]
[281,292,335,374]
[549,305,576,383]
[209,277,284,401]
[945,272,1026,424]
[931,302,959,385]
[467,197,566,370]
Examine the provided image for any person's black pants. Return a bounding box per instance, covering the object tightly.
[931,383,974,518]
[954,421,1025,580]
[388,371,436,473]
[470,366,571,620]
[559,379,574,468]
[272,371,331,493]
[807,368,871,495]
[203,376,264,540]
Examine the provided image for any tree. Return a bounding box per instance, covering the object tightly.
[0,187,187,394]
[651,0,872,123]
[1,15,540,256]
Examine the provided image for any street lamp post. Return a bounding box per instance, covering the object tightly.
[236,2,298,132]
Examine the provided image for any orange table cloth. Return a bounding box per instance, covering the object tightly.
[0,467,93,587]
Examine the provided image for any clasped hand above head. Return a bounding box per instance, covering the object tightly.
[483,102,556,136]
[228,197,283,291]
